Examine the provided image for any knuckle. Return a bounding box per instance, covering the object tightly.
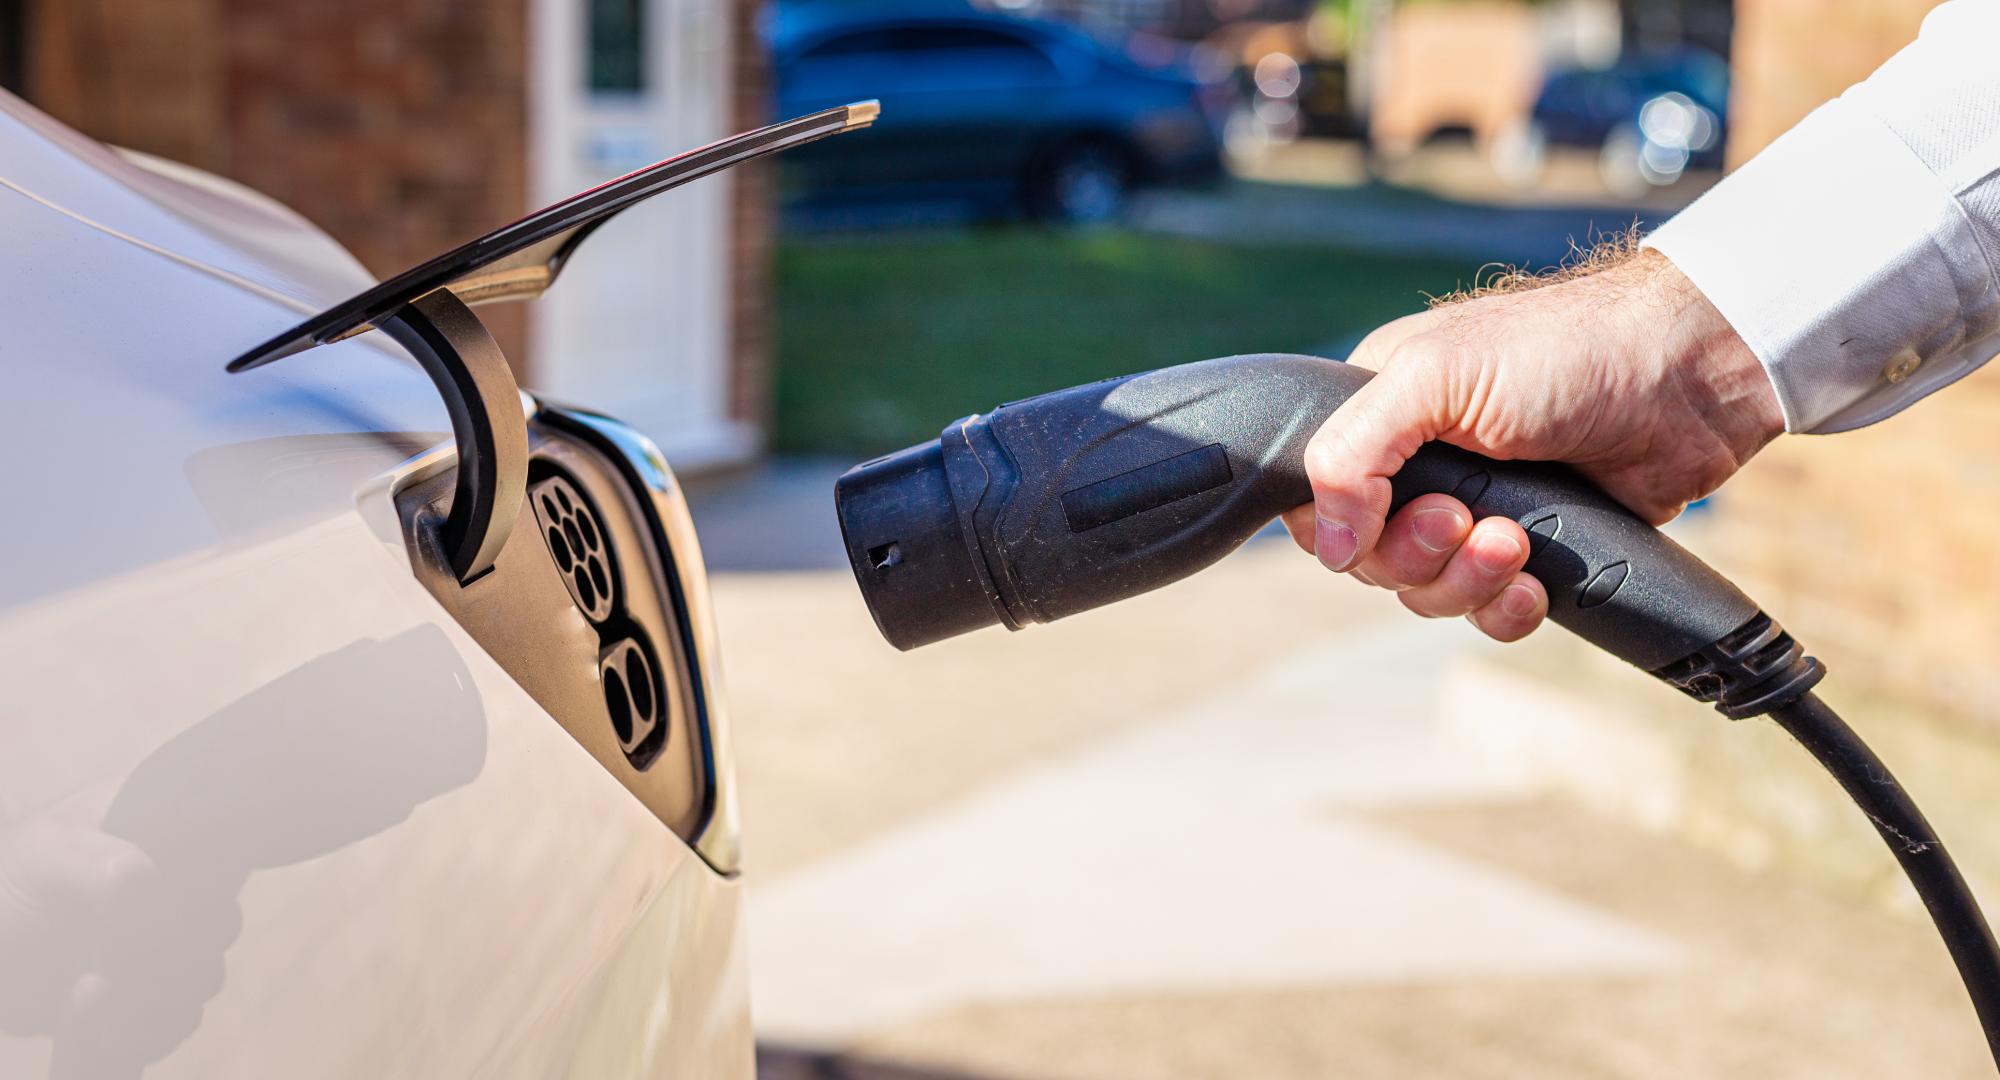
[1450,569,1511,612]
[1359,564,1416,592]
[1372,543,1440,590]
[1322,425,1375,478]
[1398,592,1446,619]
[1388,332,1452,372]
[1401,581,1474,618]
[1304,436,1348,486]
[1347,336,1392,372]
[1348,313,1433,371]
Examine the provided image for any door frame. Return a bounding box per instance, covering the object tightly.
[527,0,753,471]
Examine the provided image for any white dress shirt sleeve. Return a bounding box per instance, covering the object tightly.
[1644,0,2000,434]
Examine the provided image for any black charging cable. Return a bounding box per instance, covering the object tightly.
[1771,692,2000,1066]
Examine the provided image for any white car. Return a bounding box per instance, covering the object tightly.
[0,87,876,1079]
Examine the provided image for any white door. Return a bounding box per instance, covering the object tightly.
[530,0,750,470]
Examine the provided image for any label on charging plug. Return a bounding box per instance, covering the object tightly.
[1061,443,1233,533]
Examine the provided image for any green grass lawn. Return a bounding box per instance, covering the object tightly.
[773,228,1476,455]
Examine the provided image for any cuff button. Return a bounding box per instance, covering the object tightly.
[1884,349,1923,384]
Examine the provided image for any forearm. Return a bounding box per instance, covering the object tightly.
[1644,0,2000,434]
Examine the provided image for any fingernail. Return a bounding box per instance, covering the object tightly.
[1411,507,1466,553]
[1501,583,1539,618]
[1316,517,1358,572]
[1474,532,1523,573]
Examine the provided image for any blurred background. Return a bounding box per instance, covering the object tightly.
[11,0,2000,1075]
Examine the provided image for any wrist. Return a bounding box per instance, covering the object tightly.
[1629,249,1786,455]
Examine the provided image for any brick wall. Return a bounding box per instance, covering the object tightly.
[1368,1,1540,153]
[726,0,773,432]
[25,0,226,168]
[27,0,534,362]
[21,0,775,409]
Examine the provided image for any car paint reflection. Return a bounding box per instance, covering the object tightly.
[2,627,484,1079]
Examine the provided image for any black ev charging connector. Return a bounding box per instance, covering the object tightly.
[834,352,2000,1068]
[837,354,1814,701]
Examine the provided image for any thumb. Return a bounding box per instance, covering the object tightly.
[1304,357,1456,572]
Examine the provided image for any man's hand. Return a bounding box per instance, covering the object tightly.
[1281,247,1785,642]
[0,805,157,1035]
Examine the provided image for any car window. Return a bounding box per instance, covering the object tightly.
[805,24,1043,60]
[587,0,646,93]
[800,29,901,60]
[792,22,1062,91]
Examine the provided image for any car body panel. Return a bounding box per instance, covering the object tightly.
[0,90,752,1078]
[0,92,376,312]
[770,6,1221,209]
[1532,48,1729,163]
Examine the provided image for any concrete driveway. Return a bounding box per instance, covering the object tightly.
[1126,141,1715,271]
[689,463,1990,1080]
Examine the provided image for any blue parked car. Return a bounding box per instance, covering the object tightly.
[1494,47,1729,195]
[770,3,1227,222]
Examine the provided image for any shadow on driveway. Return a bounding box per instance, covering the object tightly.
[759,1044,1004,1080]
[684,459,852,572]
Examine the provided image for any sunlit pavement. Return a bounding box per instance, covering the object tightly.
[1231,138,1719,213]
[1129,140,1719,269]
[781,140,1715,273]
[696,469,1989,1079]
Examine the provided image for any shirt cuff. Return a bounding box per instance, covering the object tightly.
[1645,95,1999,433]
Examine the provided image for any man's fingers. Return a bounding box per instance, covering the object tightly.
[1467,572,1548,642]
[1397,517,1531,618]
[1357,494,1470,590]
[1305,359,1453,574]
[1279,504,1316,554]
